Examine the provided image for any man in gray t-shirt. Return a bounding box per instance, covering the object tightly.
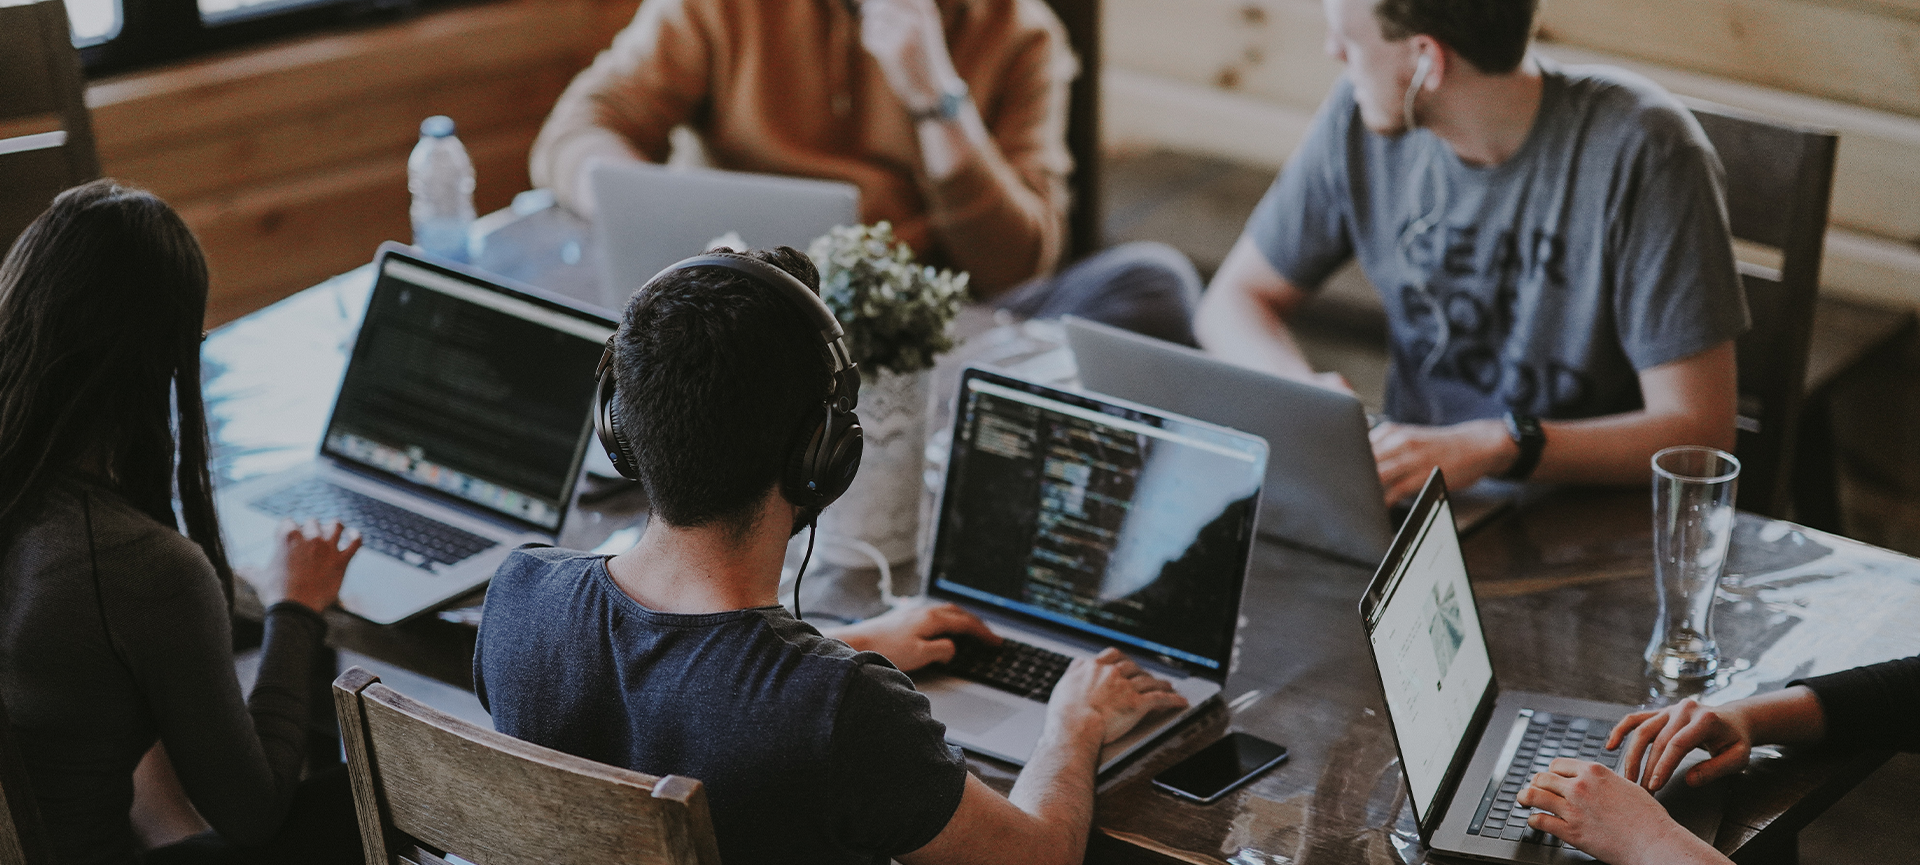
[1196,0,1747,504]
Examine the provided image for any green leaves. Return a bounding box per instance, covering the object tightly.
[809,222,970,376]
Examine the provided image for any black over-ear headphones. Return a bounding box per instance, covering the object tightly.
[593,252,864,516]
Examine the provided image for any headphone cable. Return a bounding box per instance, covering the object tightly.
[792,517,818,620]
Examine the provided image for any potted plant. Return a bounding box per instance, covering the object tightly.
[809,222,969,567]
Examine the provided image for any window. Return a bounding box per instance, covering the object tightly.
[63,0,122,45]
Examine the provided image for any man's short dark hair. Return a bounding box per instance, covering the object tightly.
[613,246,830,536]
[1373,0,1537,74]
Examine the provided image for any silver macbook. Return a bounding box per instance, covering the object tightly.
[914,368,1267,773]
[1360,469,1723,862]
[1064,316,1510,565]
[217,243,614,625]
[589,161,858,311]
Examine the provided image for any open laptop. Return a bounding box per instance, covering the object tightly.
[217,243,615,624]
[589,160,858,311]
[1359,469,1722,862]
[913,367,1267,772]
[1064,316,1509,565]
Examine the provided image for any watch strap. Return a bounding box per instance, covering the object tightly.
[1502,412,1546,480]
[908,80,970,123]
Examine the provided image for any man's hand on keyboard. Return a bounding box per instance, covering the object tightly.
[1047,648,1189,747]
[825,600,1001,672]
[262,518,362,614]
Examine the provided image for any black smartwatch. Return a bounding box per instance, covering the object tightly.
[1502,411,1545,480]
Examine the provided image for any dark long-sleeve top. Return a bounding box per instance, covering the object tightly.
[0,476,327,865]
[1793,656,1920,752]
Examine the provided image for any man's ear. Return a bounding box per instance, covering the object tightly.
[1412,35,1448,91]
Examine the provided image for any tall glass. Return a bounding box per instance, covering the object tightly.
[1647,446,1740,681]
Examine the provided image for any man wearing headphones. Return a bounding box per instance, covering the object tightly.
[532,0,1204,345]
[1196,0,1749,504]
[473,247,1188,865]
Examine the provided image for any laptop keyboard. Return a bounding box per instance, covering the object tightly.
[1468,711,1622,846]
[251,479,497,570]
[942,636,1074,701]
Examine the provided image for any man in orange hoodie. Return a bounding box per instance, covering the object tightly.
[532,0,1202,344]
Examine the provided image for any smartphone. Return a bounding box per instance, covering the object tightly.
[1151,731,1289,804]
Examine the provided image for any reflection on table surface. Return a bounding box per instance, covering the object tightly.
[203,209,1920,865]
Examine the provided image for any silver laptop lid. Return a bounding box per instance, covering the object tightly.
[1063,315,1392,566]
[321,244,615,535]
[927,367,1268,682]
[589,161,858,311]
[1358,469,1499,838]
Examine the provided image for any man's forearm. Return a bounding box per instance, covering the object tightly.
[1531,408,1732,485]
[915,106,1062,295]
[1003,723,1101,865]
[1194,280,1320,383]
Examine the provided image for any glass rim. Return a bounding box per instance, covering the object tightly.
[1651,445,1741,484]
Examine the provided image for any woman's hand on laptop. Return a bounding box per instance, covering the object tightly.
[1609,687,1827,791]
[1046,648,1190,746]
[1517,760,1730,865]
[1608,698,1755,791]
[825,601,1000,673]
[262,518,361,614]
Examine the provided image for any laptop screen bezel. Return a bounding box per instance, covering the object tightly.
[1357,468,1501,842]
[925,366,1266,683]
[316,243,615,537]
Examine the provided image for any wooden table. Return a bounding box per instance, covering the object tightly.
[206,210,1920,864]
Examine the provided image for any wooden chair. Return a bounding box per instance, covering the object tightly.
[0,689,54,865]
[0,0,101,255]
[333,668,721,865]
[1041,0,1101,262]
[1685,100,1839,519]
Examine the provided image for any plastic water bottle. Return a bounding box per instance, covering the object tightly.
[408,115,475,263]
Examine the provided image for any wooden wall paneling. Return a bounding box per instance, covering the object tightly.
[192,124,538,325]
[88,0,589,152]
[1537,41,1920,248]
[100,64,576,207]
[87,0,602,323]
[1105,0,1342,114]
[1535,0,1920,119]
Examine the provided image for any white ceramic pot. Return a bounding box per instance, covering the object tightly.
[817,366,932,568]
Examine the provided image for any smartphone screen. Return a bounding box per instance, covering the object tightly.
[1151,731,1289,803]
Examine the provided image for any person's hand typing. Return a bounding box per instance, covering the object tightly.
[858,0,964,116]
[260,518,360,614]
[826,600,1000,673]
[1517,759,1729,865]
[1046,648,1189,747]
[1609,698,1755,790]
[1370,418,1516,505]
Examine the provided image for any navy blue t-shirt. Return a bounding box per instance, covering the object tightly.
[474,547,969,864]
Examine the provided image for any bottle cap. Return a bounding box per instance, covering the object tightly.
[420,115,456,138]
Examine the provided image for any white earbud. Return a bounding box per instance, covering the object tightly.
[1402,51,1433,132]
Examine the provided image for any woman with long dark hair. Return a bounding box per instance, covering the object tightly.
[0,180,361,863]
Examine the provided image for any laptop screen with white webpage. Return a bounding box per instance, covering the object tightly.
[1360,474,1497,835]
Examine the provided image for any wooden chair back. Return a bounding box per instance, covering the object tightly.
[1042,0,1101,261]
[0,689,53,865]
[333,667,722,865]
[0,0,101,254]
[1686,100,1838,518]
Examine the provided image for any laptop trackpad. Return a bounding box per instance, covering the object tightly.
[927,688,1021,736]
